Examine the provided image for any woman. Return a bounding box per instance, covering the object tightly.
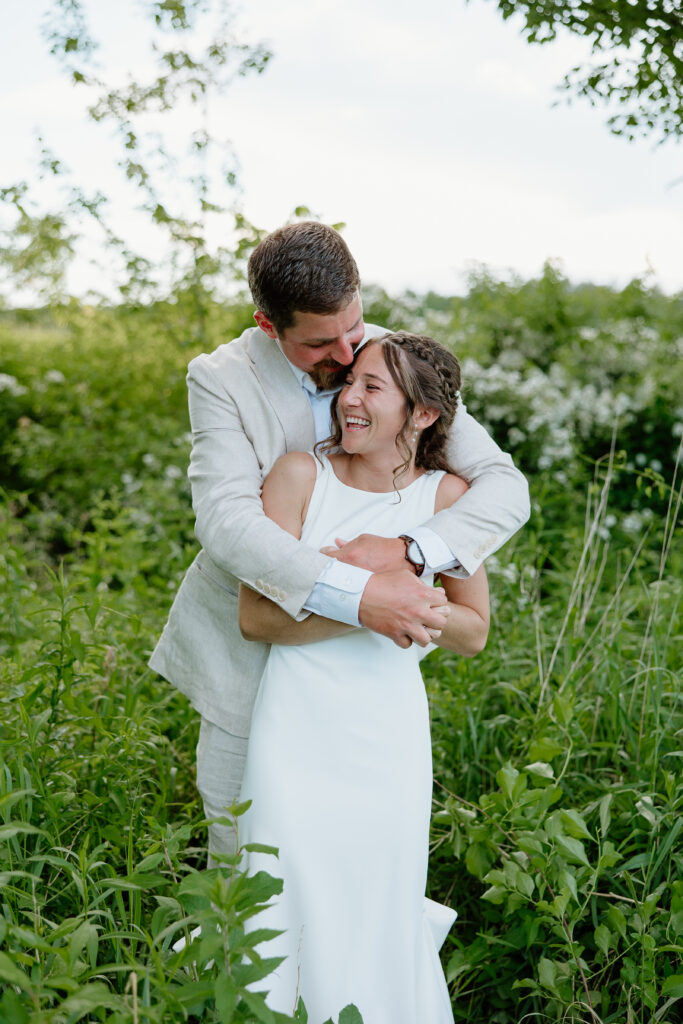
[238,332,490,1023]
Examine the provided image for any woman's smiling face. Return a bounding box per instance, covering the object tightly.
[338,343,409,455]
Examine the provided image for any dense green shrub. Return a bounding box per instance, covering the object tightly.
[1,272,681,1022]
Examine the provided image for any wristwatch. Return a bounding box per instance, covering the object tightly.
[399,535,425,577]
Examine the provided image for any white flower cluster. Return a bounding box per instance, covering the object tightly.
[0,373,27,397]
[44,369,66,385]
[459,353,661,473]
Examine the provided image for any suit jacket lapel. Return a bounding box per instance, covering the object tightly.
[248,330,317,452]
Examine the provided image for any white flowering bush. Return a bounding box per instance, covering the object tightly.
[365,266,682,507]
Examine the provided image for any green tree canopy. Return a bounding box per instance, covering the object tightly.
[483,0,683,142]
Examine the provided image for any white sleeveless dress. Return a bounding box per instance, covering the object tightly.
[240,454,456,1024]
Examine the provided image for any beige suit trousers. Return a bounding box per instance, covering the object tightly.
[195,717,249,863]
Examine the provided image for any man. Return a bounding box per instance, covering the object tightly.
[150,221,530,859]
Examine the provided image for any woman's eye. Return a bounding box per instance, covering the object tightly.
[366,384,379,391]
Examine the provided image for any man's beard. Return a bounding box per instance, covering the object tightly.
[308,361,350,391]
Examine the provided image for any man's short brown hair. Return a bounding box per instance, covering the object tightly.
[247,221,360,334]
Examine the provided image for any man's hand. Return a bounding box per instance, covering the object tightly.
[320,534,407,574]
[358,569,449,649]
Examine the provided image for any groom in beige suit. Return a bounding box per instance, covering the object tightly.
[150,221,530,858]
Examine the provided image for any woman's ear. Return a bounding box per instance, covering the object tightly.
[414,405,439,431]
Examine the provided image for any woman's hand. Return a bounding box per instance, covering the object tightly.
[320,534,406,573]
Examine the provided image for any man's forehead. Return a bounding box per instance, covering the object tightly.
[289,294,363,337]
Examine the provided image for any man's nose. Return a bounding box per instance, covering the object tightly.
[330,337,355,365]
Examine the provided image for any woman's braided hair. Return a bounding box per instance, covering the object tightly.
[318,331,462,487]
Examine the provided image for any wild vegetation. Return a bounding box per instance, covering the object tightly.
[1,267,681,1023]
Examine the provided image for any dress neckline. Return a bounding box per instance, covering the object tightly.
[323,454,431,496]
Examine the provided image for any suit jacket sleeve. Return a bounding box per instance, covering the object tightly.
[424,398,530,576]
[186,355,328,620]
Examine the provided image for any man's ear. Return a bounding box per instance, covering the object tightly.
[415,406,440,430]
[254,310,278,340]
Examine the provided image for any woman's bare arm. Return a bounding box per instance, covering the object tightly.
[436,569,490,656]
[238,453,357,645]
[432,473,490,656]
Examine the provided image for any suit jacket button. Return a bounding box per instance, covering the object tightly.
[255,578,264,590]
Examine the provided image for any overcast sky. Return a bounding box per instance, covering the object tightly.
[2,0,681,299]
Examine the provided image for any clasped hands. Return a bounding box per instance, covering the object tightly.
[320,533,449,650]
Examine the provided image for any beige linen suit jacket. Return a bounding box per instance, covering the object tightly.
[149,323,530,736]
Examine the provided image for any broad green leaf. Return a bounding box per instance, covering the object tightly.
[234,927,284,951]
[243,842,280,857]
[515,871,535,898]
[635,796,657,827]
[481,885,506,905]
[69,921,99,970]
[606,905,627,939]
[561,809,592,841]
[42,975,81,992]
[231,956,286,986]
[0,952,29,990]
[339,1006,365,1024]
[240,989,276,1023]
[598,840,622,869]
[237,870,283,909]
[465,842,492,879]
[552,692,573,726]
[524,761,554,779]
[528,736,564,761]
[214,973,237,1023]
[559,869,578,904]
[294,996,309,1021]
[594,924,611,956]
[556,834,590,867]
[538,957,559,993]
[135,852,165,872]
[497,763,519,800]
[59,982,123,1015]
[662,974,683,997]
[599,794,612,836]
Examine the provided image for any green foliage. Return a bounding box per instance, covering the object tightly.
[482,0,683,142]
[1,273,681,1021]
[424,449,682,1023]
[0,559,349,1022]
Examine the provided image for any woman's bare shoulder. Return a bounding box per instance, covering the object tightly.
[435,471,469,513]
[262,452,318,532]
[266,451,318,488]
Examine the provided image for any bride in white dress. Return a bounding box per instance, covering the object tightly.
[238,332,490,1024]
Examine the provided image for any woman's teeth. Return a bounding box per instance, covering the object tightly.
[345,416,370,429]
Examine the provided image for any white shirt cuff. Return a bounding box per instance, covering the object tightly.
[407,525,468,578]
[303,559,372,626]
